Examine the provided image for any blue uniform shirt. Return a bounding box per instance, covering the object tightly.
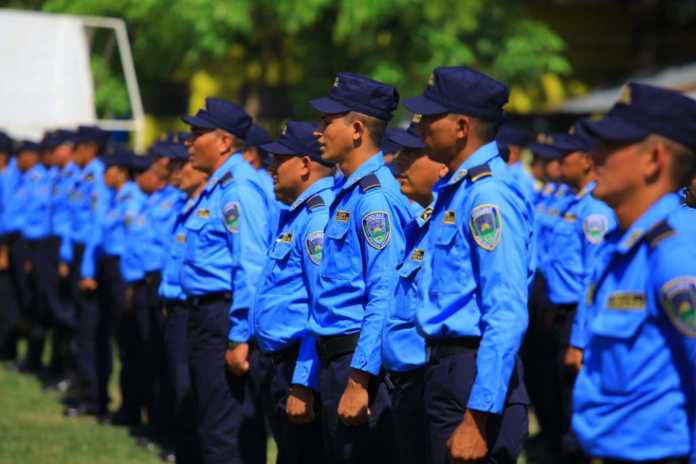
[416,141,535,414]
[572,193,696,462]
[69,158,108,246]
[382,204,433,373]
[158,193,194,302]
[119,184,149,283]
[308,152,413,375]
[4,166,32,235]
[20,164,52,240]
[179,153,273,342]
[253,177,335,389]
[143,185,184,273]
[509,161,537,206]
[0,159,22,236]
[542,182,616,305]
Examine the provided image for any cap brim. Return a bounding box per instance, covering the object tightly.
[581,115,648,144]
[403,95,448,116]
[309,96,351,115]
[389,131,425,149]
[529,143,562,160]
[180,115,218,129]
[260,141,300,156]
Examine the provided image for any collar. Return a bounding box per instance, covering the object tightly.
[338,152,384,192]
[575,181,595,199]
[434,141,499,192]
[615,192,681,253]
[205,152,244,193]
[290,176,335,212]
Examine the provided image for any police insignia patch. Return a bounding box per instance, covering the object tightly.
[583,214,609,244]
[223,201,241,234]
[661,277,696,337]
[410,248,424,262]
[305,231,324,265]
[470,204,502,251]
[443,210,456,224]
[361,211,391,250]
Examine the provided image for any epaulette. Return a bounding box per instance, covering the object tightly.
[467,163,492,183]
[306,194,325,211]
[218,172,234,187]
[359,173,381,192]
[644,219,676,249]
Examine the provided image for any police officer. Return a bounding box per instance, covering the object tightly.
[304,72,412,463]
[181,97,272,464]
[405,66,534,464]
[248,120,334,463]
[496,123,536,205]
[570,83,696,464]
[381,124,446,464]
[160,154,208,464]
[537,129,616,463]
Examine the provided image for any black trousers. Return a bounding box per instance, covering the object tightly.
[187,296,265,464]
[254,345,324,464]
[318,352,395,464]
[0,237,20,360]
[424,349,529,464]
[163,301,202,464]
[386,368,429,464]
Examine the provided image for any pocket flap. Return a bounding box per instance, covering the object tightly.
[398,258,423,279]
[268,241,293,260]
[590,304,647,339]
[434,224,458,246]
[325,220,350,240]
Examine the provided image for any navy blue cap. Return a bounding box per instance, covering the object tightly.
[75,125,108,145]
[528,133,565,160]
[496,123,534,147]
[104,146,134,168]
[181,97,252,139]
[17,140,41,153]
[130,153,156,172]
[581,82,696,150]
[245,124,273,148]
[260,120,328,165]
[52,129,77,148]
[177,132,191,144]
[0,132,12,153]
[381,128,402,154]
[385,123,426,150]
[310,72,399,122]
[405,66,509,122]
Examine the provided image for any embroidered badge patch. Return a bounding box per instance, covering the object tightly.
[661,277,696,337]
[196,208,210,219]
[606,292,646,310]
[583,214,610,245]
[469,204,502,251]
[419,206,433,222]
[443,210,456,224]
[223,202,240,234]
[410,248,425,262]
[277,232,293,244]
[305,231,324,265]
[361,211,391,250]
[335,211,350,223]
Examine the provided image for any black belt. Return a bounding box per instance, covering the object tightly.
[186,292,232,307]
[262,342,300,365]
[317,333,360,365]
[428,337,481,361]
[384,367,424,390]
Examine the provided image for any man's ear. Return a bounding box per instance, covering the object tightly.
[300,155,312,177]
[453,115,471,141]
[351,118,365,145]
[644,138,667,182]
[217,131,234,155]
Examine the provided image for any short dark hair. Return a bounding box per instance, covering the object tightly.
[346,111,387,147]
[471,117,499,143]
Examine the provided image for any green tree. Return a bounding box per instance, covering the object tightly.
[42,0,570,122]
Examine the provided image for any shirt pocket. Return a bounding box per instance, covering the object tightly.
[590,307,647,395]
[431,224,469,294]
[321,219,357,279]
[184,217,210,257]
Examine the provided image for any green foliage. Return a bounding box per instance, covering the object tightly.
[41,0,570,120]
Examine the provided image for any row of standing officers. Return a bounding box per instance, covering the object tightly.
[0,65,694,464]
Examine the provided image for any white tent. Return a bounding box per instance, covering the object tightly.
[0,9,144,149]
[557,62,696,114]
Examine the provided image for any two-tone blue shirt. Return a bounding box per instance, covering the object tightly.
[416,141,535,414]
[20,164,52,240]
[572,193,696,462]
[307,152,413,376]
[158,193,194,302]
[52,162,79,262]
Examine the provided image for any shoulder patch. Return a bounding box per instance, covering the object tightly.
[467,164,493,183]
[223,201,240,233]
[305,231,324,265]
[219,172,234,188]
[645,220,675,249]
[660,277,696,337]
[583,214,610,244]
[359,173,381,193]
[469,204,502,251]
[306,194,325,211]
[361,211,391,250]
